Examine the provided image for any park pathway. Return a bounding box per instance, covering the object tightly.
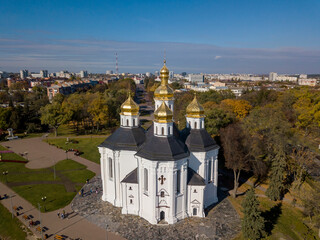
[0,136,125,240]
[0,137,100,174]
[0,182,123,240]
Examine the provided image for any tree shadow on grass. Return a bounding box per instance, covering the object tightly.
[261,202,282,235]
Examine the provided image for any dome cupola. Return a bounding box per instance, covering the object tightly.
[154,101,173,123]
[186,94,205,118]
[121,94,139,116]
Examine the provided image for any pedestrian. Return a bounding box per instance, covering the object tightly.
[81,188,84,197]
[57,212,60,218]
[61,213,64,219]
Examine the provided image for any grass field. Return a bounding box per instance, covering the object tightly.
[230,190,319,240]
[49,124,112,137]
[0,202,30,239]
[47,137,106,164]
[0,145,95,212]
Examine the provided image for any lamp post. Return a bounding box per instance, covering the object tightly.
[38,203,44,240]
[3,170,8,183]
[41,196,47,212]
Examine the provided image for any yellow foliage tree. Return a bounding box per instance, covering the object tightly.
[220,99,252,119]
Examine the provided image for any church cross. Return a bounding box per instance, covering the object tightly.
[158,175,166,185]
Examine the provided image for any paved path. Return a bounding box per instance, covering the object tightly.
[0,182,124,240]
[0,137,100,175]
[0,137,125,239]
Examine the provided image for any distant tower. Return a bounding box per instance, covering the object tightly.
[115,52,119,75]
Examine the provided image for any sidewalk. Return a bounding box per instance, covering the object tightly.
[0,182,124,240]
[0,137,124,239]
[0,137,100,174]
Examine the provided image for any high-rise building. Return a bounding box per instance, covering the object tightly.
[106,70,113,75]
[20,69,29,79]
[188,74,204,83]
[269,72,277,81]
[169,71,174,79]
[80,70,88,78]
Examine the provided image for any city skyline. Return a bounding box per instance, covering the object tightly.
[1,0,320,74]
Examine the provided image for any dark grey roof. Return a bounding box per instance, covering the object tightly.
[121,168,138,183]
[99,126,146,151]
[187,167,205,186]
[184,128,219,152]
[136,124,189,161]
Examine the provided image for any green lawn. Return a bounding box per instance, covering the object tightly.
[48,124,112,137]
[0,202,30,239]
[0,145,95,212]
[47,137,106,164]
[230,194,319,240]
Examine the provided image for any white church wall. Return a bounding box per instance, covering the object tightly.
[189,152,206,178]
[186,117,205,129]
[119,150,138,181]
[120,114,139,128]
[187,185,205,217]
[121,183,139,215]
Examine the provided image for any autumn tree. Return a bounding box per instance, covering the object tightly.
[220,123,250,198]
[88,93,109,131]
[242,188,266,240]
[220,99,252,120]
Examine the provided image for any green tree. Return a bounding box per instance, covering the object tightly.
[0,108,11,129]
[40,100,65,137]
[205,108,233,136]
[266,150,287,201]
[242,188,266,240]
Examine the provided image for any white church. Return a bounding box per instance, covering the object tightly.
[98,61,219,224]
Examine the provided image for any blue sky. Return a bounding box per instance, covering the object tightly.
[0,0,320,74]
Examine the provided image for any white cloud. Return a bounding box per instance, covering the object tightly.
[215,55,222,60]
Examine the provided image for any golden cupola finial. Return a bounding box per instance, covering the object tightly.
[154,101,173,123]
[154,60,174,99]
[160,60,169,85]
[121,93,139,116]
[186,94,205,118]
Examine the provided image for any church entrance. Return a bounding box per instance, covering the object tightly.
[160,211,165,221]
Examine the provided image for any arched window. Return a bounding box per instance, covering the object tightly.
[189,121,191,128]
[176,170,181,194]
[162,127,164,135]
[156,126,158,135]
[133,119,135,127]
[194,122,197,129]
[208,160,212,182]
[126,119,129,126]
[121,118,123,126]
[108,157,113,179]
[193,208,197,216]
[129,186,132,190]
[130,199,133,204]
[200,121,202,129]
[168,127,170,135]
[160,191,165,197]
[144,168,148,193]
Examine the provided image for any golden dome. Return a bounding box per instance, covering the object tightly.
[121,94,139,116]
[154,60,174,100]
[186,94,205,118]
[154,101,173,123]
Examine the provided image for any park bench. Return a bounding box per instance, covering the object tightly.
[22,214,29,220]
[54,235,65,240]
[36,226,43,233]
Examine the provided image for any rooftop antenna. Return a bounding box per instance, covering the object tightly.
[115,52,118,75]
